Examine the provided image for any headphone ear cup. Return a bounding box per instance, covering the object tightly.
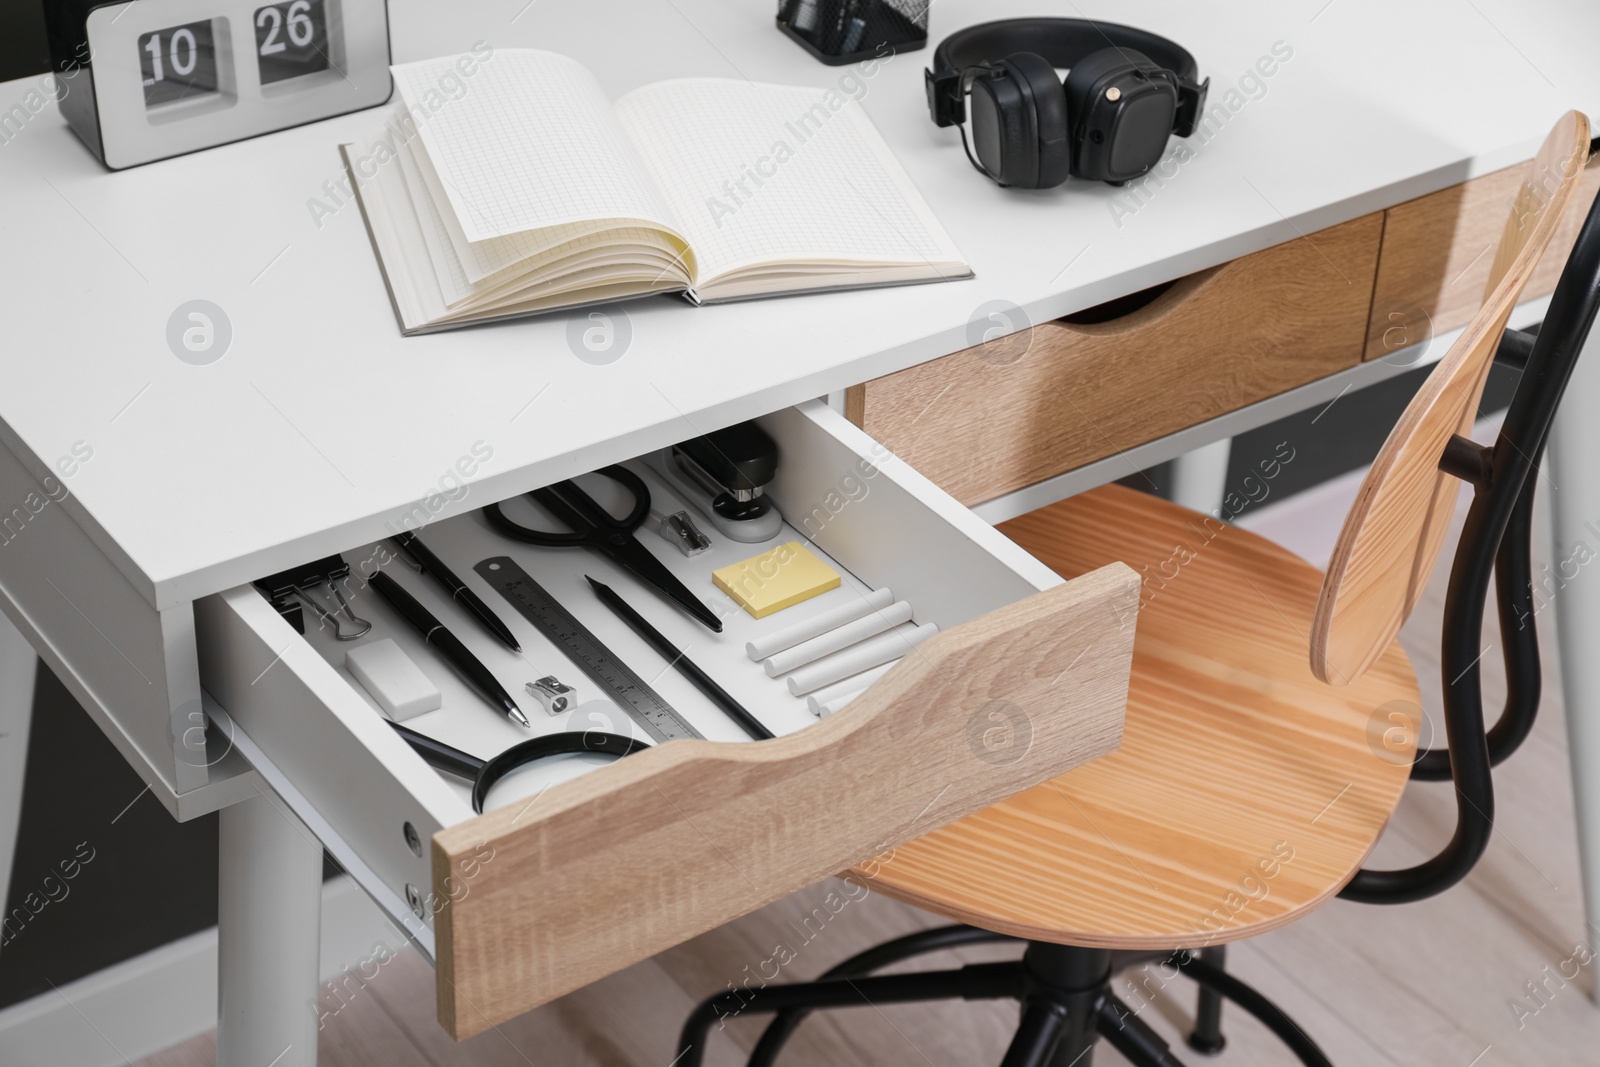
[965,65,1027,187]
[1064,47,1165,181]
[1063,47,1138,122]
[1000,52,1070,188]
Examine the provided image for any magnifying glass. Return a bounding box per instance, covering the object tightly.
[389,721,650,814]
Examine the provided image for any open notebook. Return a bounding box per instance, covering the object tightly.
[342,49,971,334]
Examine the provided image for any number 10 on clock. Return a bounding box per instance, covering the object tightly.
[138,20,219,107]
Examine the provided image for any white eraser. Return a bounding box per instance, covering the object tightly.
[346,639,441,721]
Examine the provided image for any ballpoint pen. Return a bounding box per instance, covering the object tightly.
[585,576,774,741]
[366,570,530,727]
[392,531,522,653]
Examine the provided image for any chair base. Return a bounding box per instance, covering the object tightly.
[1186,945,1228,1056]
[677,927,1332,1067]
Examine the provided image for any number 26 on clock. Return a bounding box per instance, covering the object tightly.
[254,0,332,85]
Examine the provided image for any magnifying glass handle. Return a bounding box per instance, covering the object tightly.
[389,721,485,779]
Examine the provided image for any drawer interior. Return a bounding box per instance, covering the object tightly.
[286,408,1054,809]
[197,400,1138,1037]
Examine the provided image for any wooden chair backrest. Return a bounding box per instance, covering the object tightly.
[1311,111,1591,685]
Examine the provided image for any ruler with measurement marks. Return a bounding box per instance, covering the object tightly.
[475,556,703,743]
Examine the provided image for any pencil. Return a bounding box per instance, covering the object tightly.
[585,576,774,741]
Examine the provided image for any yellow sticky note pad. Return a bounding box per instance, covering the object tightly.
[713,541,841,619]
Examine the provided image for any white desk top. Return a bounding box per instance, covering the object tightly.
[1,0,1596,610]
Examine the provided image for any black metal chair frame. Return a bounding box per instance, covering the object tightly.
[678,188,1600,1066]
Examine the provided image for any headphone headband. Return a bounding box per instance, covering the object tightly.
[932,17,1198,82]
[927,18,1206,137]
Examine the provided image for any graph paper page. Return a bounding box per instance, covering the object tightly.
[393,50,679,244]
[614,79,965,285]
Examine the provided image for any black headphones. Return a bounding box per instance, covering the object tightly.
[925,18,1208,188]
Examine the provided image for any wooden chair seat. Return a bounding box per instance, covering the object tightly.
[860,483,1421,950]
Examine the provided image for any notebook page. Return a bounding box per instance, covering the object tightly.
[392,127,475,307]
[613,79,965,282]
[403,128,688,291]
[340,138,450,332]
[394,126,577,307]
[393,49,679,243]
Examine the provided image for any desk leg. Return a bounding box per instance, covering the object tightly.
[1169,438,1233,515]
[217,793,323,1066]
[0,611,37,959]
[1548,326,1600,999]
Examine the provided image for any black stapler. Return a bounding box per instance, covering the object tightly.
[646,421,783,543]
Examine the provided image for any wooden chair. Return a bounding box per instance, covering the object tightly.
[678,111,1600,1067]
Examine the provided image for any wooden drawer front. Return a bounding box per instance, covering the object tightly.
[1365,154,1600,360]
[846,213,1383,507]
[198,401,1138,1038]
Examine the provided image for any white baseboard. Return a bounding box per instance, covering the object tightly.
[0,875,412,1067]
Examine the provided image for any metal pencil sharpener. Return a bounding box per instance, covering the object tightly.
[526,676,576,716]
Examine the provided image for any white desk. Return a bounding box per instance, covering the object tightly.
[2,0,1600,1061]
[4,0,1593,611]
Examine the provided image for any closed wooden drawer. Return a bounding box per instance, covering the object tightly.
[194,401,1138,1038]
[845,212,1384,507]
[1365,154,1600,360]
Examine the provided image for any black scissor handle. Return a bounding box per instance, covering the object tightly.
[484,465,652,546]
[526,486,602,545]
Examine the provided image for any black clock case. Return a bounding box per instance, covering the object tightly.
[42,0,107,160]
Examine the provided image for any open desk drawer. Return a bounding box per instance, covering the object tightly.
[194,401,1138,1038]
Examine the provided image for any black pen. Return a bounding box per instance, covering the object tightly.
[393,532,522,653]
[585,575,774,741]
[367,570,530,727]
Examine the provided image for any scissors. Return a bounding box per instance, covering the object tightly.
[484,465,724,632]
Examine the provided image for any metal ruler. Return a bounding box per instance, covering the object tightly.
[475,556,703,743]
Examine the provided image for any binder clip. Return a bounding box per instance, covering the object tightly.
[254,555,373,640]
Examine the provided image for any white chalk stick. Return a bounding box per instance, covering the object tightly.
[746,587,894,661]
[810,685,870,718]
[763,600,913,677]
[345,639,441,721]
[786,624,938,696]
[804,660,901,710]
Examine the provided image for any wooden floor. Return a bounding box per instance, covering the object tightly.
[137,459,1600,1066]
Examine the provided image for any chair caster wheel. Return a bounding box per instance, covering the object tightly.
[1187,1032,1226,1056]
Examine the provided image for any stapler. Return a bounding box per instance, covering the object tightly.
[645,421,783,543]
